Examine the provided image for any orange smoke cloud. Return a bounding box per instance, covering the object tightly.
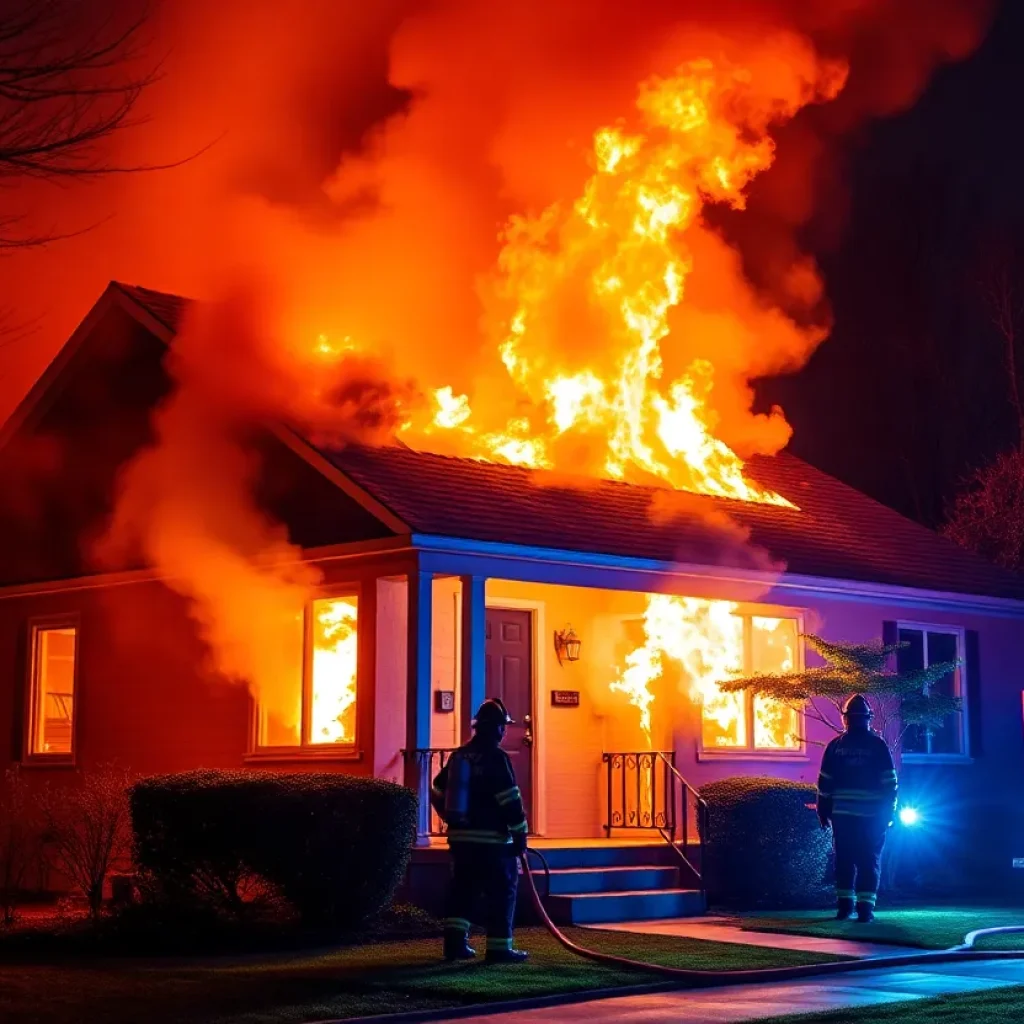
[1,0,994,708]
[96,289,319,722]
[97,283,410,717]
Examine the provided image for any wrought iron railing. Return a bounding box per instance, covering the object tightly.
[653,751,707,894]
[602,750,677,834]
[402,747,456,836]
[603,749,707,894]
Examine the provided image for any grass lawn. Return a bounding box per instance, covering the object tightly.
[736,905,1024,951]
[0,925,846,1024]
[758,984,1024,1024]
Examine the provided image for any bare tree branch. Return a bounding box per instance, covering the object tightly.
[38,765,131,918]
[0,303,41,350]
[977,240,1024,450]
[0,1,215,250]
[0,3,158,179]
[942,447,1024,571]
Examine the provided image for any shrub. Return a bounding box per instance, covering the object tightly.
[128,771,263,916]
[129,770,418,928]
[1,767,41,926]
[699,775,832,910]
[38,765,132,919]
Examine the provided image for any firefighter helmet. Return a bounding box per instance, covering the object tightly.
[473,697,514,729]
[842,693,873,719]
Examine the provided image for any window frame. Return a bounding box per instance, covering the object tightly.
[248,585,363,762]
[23,614,81,767]
[696,607,807,761]
[896,620,971,764]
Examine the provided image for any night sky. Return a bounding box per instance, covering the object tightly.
[761,0,1024,527]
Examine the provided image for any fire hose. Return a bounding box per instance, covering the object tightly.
[519,850,1024,986]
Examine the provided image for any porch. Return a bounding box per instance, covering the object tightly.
[374,559,808,844]
[382,569,750,843]
[403,835,706,925]
[336,524,830,924]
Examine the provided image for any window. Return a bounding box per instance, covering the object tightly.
[28,622,78,760]
[700,613,802,753]
[897,625,966,757]
[255,594,360,752]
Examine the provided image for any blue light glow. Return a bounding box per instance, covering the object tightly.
[899,806,920,826]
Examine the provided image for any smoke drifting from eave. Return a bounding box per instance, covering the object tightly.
[96,278,415,710]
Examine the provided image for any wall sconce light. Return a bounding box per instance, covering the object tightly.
[554,625,582,666]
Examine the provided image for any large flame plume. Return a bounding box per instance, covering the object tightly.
[407,44,845,502]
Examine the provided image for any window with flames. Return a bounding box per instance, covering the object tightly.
[257,595,359,751]
[613,597,802,754]
[699,615,802,752]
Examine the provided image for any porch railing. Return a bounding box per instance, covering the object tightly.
[402,747,456,837]
[602,751,677,835]
[602,750,707,894]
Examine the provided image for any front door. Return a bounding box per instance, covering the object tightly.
[485,608,534,827]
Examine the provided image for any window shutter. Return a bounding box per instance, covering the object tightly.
[882,620,901,755]
[882,620,897,662]
[965,629,981,758]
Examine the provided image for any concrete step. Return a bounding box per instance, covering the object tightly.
[546,887,706,925]
[533,843,692,870]
[536,865,679,895]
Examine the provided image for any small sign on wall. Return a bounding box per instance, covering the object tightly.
[1013,858,1024,870]
[551,690,580,707]
[435,690,456,713]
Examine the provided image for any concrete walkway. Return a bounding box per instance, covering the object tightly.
[454,958,1024,1022]
[592,915,909,958]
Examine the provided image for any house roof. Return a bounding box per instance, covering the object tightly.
[110,282,1024,603]
[326,443,1024,601]
[114,283,190,334]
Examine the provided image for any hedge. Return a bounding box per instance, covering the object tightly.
[699,776,832,910]
[129,770,417,927]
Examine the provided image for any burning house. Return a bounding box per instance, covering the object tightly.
[2,279,1024,919]
[2,11,1021,919]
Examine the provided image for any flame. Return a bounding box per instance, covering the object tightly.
[615,595,801,750]
[309,596,358,745]
[392,53,843,504]
[433,386,472,430]
[750,615,801,749]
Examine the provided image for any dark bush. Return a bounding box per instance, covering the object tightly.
[129,770,417,928]
[699,776,832,910]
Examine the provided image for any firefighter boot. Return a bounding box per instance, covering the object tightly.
[484,938,529,964]
[485,947,529,964]
[443,929,476,961]
[856,901,875,923]
[836,896,854,921]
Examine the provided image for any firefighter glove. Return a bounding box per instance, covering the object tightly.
[511,832,527,856]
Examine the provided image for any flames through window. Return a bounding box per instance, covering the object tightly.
[255,595,359,750]
[308,595,359,746]
[613,596,801,753]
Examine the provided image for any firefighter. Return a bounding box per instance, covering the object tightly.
[431,697,529,963]
[816,694,898,922]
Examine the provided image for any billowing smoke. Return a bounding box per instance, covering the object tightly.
[8,0,993,702]
[97,278,416,712]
